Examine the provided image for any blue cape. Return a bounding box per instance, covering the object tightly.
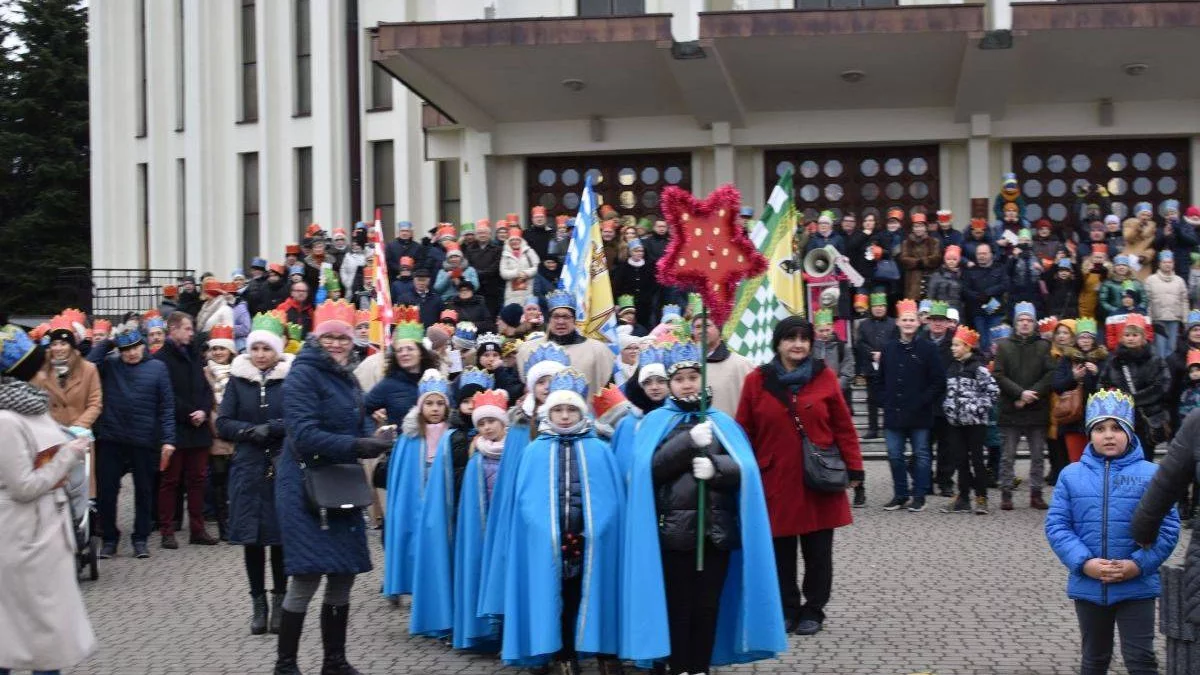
[610,412,640,486]
[499,432,624,666]
[381,431,431,596]
[618,402,787,666]
[409,433,455,637]
[452,451,502,650]
[477,421,532,618]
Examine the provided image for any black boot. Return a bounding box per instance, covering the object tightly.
[319,604,361,675]
[597,656,625,675]
[251,593,269,635]
[270,591,286,634]
[274,609,305,675]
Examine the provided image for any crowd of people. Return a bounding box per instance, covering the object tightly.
[3,190,1200,675]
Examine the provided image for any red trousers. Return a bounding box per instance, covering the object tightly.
[158,446,210,536]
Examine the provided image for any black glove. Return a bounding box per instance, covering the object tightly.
[354,437,392,459]
[242,424,272,445]
[268,419,286,439]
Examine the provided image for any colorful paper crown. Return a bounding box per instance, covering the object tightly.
[1188,350,1200,369]
[638,344,668,368]
[354,309,371,326]
[476,332,504,355]
[617,294,635,310]
[47,314,79,341]
[1085,389,1136,434]
[1037,317,1059,336]
[1113,255,1131,267]
[1122,313,1149,333]
[853,293,869,312]
[209,325,235,341]
[953,326,980,349]
[869,292,888,307]
[286,323,303,341]
[896,299,918,316]
[1188,309,1200,328]
[114,327,144,350]
[93,319,113,334]
[666,341,702,376]
[418,368,451,400]
[525,342,571,377]
[458,367,495,393]
[1013,301,1037,321]
[549,368,589,401]
[918,299,932,314]
[814,308,834,326]
[392,306,425,343]
[145,317,166,331]
[252,312,285,337]
[0,325,38,375]
[27,323,48,341]
[472,389,510,421]
[661,304,682,323]
[592,384,629,419]
[928,300,950,319]
[1076,317,1098,337]
[990,323,1013,341]
[546,289,577,314]
[313,299,356,330]
[453,321,478,345]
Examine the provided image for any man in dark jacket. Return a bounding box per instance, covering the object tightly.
[855,292,894,439]
[384,222,423,283]
[176,275,203,317]
[1099,314,1172,459]
[962,243,1009,352]
[154,312,218,547]
[522,206,554,262]
[395,267,445,328]
[921,301,958,496]
[446,280,494,333]
[464,222,504,317]
[878,299,946,512]
[88,325,176,559]
[992,302,1056,511]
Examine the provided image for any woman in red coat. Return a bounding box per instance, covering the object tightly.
[736,316,864,637]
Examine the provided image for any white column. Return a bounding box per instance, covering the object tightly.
[311,0,350,233]
[968,113,992,206]
[1191,136,1200,208]
[712,121,735,188]
[460,129,493,224]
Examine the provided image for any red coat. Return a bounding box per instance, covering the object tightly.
[736,363,863,537]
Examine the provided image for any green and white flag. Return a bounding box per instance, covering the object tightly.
[725,170,804,365]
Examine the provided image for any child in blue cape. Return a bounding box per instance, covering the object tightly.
[494,368,625,674]
[381,368,451,599]
[477,343,571,620]
[621,341,787,675]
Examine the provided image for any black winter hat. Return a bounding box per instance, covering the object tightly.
[499,304,524,327]
[771,316,814,353]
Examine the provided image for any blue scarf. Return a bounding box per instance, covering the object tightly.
[771,355,813,392]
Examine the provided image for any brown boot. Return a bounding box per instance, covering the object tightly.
[1000,490,1013,511]
[1030,491,1049,510]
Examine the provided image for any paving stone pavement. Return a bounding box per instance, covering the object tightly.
[74,460,1186,675]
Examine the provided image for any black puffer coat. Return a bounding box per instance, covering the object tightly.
[1099,345,1170,420]
[652,411,741,552]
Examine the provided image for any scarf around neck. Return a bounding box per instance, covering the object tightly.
[772,355,813,392]
[425,422,448,463]
[0,377,50,416]
[475,435,505,459]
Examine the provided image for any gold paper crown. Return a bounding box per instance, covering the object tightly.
[592,385,628,419]
[313,299,357,330]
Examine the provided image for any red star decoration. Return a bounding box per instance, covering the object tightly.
[656,184,768,329]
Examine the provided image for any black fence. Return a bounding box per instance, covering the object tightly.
[56,268,194,319]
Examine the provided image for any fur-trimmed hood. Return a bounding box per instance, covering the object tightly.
[230,352,294,383]
[1060,345,1109,364]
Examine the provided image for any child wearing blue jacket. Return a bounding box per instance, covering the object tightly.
[1045,389,1180,675]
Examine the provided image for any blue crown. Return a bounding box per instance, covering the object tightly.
[627,238,643,250]
[524,342,571,377]
[549,368,589,400]
[251,257,268,270]
[1113,255,1131,267]
[1085,389,1135,434]
[0,325,37,374]
[666,341,702,375]
[458,367,495,392]
[661,304,682,322]
[990,323,1012,341]
[546,289,577,314]
[1013,301,1037,321]
[114,328,145,350]
[1188,309,1200,327]
[418,369,451,400]
[145,317,166,331]
[918,299,932,314]
[639,344,668,368]
[476,332,504,354]
[453,321,478,342]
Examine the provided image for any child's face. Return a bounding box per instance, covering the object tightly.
[534,375,553,403]
[208,346,233,365]
[549,404,582,428]
[459,397,475,417]
[621,343,640,365]
[815,325,834,341]
[642,376,668,402]
[1106,221,1120,233]
[1121,327,1146,349]
[476,417,505,441]
[422,395,448,424]
[1189,367,1200,382]
[669,368,702,399]
[478,351,501,371]
[1089,419,1129,457]
[1114,264,1130,276]
[950,339,970,361]
[355,324,369,340]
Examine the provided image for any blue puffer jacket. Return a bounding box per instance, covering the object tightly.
[364,367,421,426]
[87,340,176,449]
[276,339,373,576]
[1045,437,1180,606]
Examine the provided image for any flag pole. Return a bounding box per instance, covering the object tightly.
[696,305,710,572]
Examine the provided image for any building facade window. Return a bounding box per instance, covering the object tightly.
[136,0,147,137]
[241,152,260,267]
[369,64,393,111]
[240,0,258,123]
[438,160,461,227]
[177,158,187,267]
[1012,138,1190,226]
[795,0,897,8]
[294,0,311,117]
[296,146,313,232]
[372,141,396,238]
[529,153,691,220]
[138,163,150,270]
[578,0,645,17]
[175,0,185,131]
[764,145,940,224]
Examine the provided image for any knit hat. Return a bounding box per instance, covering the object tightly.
[498,303,524,328]
[1013,301,1037,322]
[207,325,236,353]
[1113,255,1131,267]
[637,344,668,385]
[452,322,478,350]
[1186,206,1200,219]
[1056,257,1073,269]
[439,309,459,324]
[1134,202,1153,216]
[1187,309,1200,330]
[541,369,589,415]
[918,299,932,315]
[0,325,45,382]
[1158,250,1174,261]
[1104,214,1120,226]
[425,325,450,352]
[476,332,504,356]
[247,312,285,355]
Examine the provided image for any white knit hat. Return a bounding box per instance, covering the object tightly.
[246,330,283,355]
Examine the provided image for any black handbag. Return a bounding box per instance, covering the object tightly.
[301,461,373,530]
[787,395,849,493]
[873,258,901,282]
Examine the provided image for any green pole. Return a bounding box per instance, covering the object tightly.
[696,308,709,572]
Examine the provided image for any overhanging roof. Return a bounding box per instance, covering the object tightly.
[372,3,1200,134]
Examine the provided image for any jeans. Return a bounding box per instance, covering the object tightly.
[96,440,158,544]
[974,313,1004,353]
[885,428,931,499]
[1152,320,1179,360]
[281,573,356,613]
[1074,598,1157,675]
[1000,425,1046,493]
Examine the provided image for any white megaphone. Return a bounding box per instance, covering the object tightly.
[803,246,840,278]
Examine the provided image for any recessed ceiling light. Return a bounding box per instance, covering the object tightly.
[561,78,586,92]
[840,69,866,84]
[1122,63,1149,77]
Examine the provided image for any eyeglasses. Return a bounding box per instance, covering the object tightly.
[318,335,352,345]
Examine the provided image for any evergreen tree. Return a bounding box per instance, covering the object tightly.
[0,0,89,314]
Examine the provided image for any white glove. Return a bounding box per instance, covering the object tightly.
[689,421,713,448]
[63,437,91,461]
[692,456,716,481]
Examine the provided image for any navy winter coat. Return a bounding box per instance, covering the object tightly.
[393,287,444,328]
[1045,438,1179,606]
[154,339,214,448]
[877,336,946,430]
[217,354,292,547]
[87,340,176,450]
[276,340,373,576]
[364,367,421,426]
